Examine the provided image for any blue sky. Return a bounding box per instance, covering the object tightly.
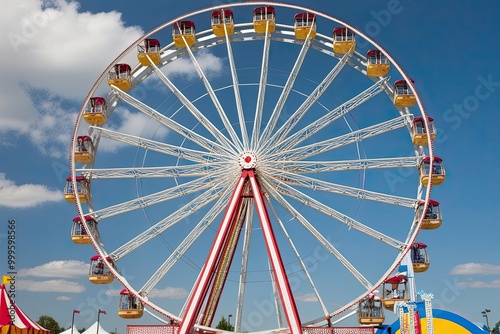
[1,0,499,333]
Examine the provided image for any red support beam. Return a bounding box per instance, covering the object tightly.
[247,169,302,334]
[179,169,302,334]
[179,171,248,334]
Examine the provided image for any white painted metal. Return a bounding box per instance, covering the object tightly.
[69,2,436,333]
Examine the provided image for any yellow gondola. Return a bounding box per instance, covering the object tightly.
[89,255,115,284]
[412,116,437,146]
[108,63,132,91]
[83,97,107,125]
[294,12,316,40]
[74,135,95,163]
[358,294,385,325]
[393,79,416,107]
[366,49,390,77]
[137,38,161,66]
[416,200,442,230]
[333,27,355,54]
[64,175,90,203]
[71,215,98,244]
[173,21,196,48]
[420,156,446,186]
[411,242,430,273]
[211,9,234,37]
[382,275,409,311]
[118,289,144,319]
[253,6,276,33]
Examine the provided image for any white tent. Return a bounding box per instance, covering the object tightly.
[82,322,110,334]
[60,325,80,334]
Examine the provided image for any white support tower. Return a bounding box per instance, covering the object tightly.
[418,290,435,334]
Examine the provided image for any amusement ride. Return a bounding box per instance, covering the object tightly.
[65,2,445,334]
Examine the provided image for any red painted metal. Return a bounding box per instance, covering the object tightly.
[179,169,303,334]
[247,169,302,334]
[178,172,248,334]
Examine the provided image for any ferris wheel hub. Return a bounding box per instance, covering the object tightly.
[238,151,257,169]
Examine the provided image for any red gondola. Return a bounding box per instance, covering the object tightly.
[89,255,115,284]
[419,156,446,186]
[137,38,161,66]
[108,64,132,91]
[411,242,430,273]
[366,50,390,77]
[71,215,98,244]
[253,6,276,33]
[173,21,196,48]
[211,9,234,37]
[393,79,416,107]
[64,175,90,203]
[412,116,437,146]
[382,275,409,310]
[416,199,442,230]
[118,289,144,319]
[333,28,355,54]
[294,12,316,40]
[83,97,107,125]
[74,135,95,163]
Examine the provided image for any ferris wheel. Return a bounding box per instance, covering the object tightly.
[66,2,446,334]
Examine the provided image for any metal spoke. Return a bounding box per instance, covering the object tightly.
[269,156,420,174]
[180,35,243,151]
[88,171,232,220]
[110,85,234,156]
[261,175,407,250]
[265,77,389,154]
[264,168,417,208]
[90,126,232,165]
[109,183,233,261]
[139,183,236,295]
[268,115,412,162]
[77,163,227,179]
[265,193,330,317]
[261,178,373,290]
[260,51,352,153]
[250,21,271,150]
[258,25,313,147]
[148,58,239,153]
[223,23,249,150]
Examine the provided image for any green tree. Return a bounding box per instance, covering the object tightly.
[492,320,500,334]
[215,316,234,331]
[37,315,63,334]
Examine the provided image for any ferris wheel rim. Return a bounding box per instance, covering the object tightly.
[69,2,436,332]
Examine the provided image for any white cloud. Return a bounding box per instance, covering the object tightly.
[450,263,500,275]
[97,107,169,153]
[149,286,189,299]
[295,293,318,302]
[457,279,500,288]
[0,0,226,159]
[0,173,63,208]
[104,288,122,296]
[56,295,73,301]
[18,279,86,293]
[0,0,144,155]
[18,260,88,278]
[162,49,224,79]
